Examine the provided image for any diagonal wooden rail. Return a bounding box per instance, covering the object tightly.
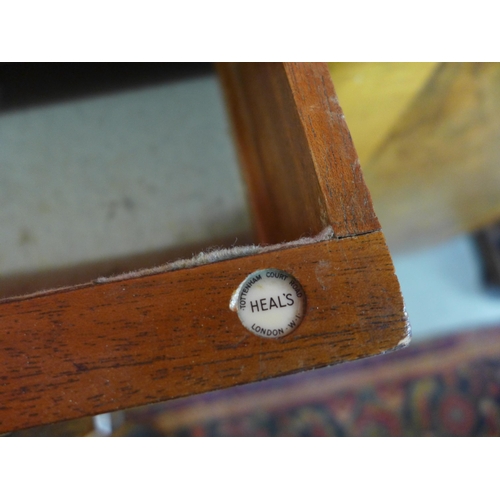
[0,63,409,434]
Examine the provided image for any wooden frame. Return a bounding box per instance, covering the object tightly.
[0,63,409,434]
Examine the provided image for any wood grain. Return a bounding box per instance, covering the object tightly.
[217,63,380,244]
[0,63,408,434]
[329,62,500,252]
[365,63,500,251]
[328,63,438,166]
[0,231,408,433]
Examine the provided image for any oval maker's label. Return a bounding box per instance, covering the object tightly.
[230,269,306,339]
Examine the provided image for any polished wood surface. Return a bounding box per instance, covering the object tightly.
[217,63,380,244]
[0,231,408,434]
[0,63,408,433]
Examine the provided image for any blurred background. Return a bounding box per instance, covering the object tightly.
[3,63,500,436]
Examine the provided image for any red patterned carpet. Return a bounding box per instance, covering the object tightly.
[113,326,500,436]
[11,326,500,436]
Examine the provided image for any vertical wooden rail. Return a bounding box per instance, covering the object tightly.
[217,63,380,243]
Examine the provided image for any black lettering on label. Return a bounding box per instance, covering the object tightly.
[239,274,264,309]
[265,271,288,280]
[288,320,296,329]
[249,294,296,313]
[289,279,303,298]
[251,324,285,337]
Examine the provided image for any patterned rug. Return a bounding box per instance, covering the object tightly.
[113,326,500,436]
[11,326,500,436]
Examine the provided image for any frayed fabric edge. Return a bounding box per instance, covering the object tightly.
[0,227,336,304]
[95,226,335,284]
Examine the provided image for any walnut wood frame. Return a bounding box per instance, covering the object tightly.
[0,63,409,434]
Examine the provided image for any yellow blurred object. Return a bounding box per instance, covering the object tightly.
[328,63,500,253]
[328,63,438,166]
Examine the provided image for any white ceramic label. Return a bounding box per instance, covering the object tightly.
[231,269,306,338]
